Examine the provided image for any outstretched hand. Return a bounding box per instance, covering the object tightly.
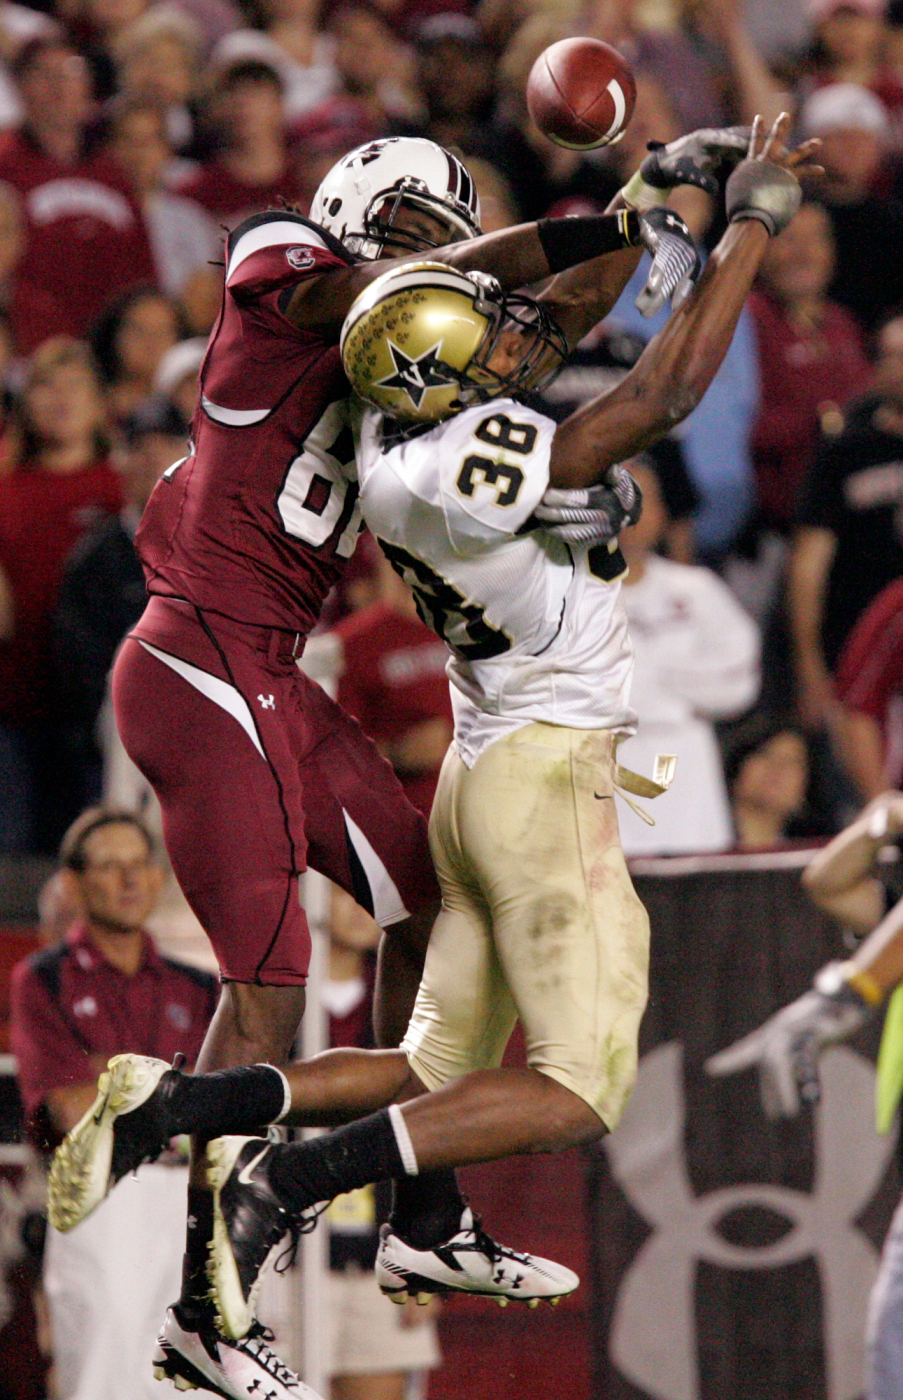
[724,113,822,237]
[744,111,823,179]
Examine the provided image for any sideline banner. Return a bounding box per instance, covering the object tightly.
[589,853,900,1400]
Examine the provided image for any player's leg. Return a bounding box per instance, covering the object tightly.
[293,672,441,1050]
[102,624,316,1398]
[203,726,649,1337]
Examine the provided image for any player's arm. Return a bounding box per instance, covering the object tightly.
[285,128,749,342]
[802,794,903,932]
[281,216,633,340]
[536,125,751,346]
[545,117,820,489]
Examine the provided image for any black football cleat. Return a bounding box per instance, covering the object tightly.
[206,1136,308,1341]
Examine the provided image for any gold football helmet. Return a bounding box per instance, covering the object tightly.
[340,262,567,424]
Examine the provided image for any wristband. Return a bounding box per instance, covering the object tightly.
[536,210,641,274]
[619,169,670,210]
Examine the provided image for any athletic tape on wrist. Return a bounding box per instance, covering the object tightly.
[388,1103,420,1176]
[619,170,669,210]
[258,1064,292,1121]
[845,967,885,1007]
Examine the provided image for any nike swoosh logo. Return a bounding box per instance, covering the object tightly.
[237,1146,270,1187]
[594,793,613,800]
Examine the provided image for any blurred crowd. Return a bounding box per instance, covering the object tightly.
[2,0,903,858]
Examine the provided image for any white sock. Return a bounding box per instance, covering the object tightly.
[257,1064,292,1122]
[388,1103,419,1176]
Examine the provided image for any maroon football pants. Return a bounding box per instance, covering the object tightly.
[113,598,438,984]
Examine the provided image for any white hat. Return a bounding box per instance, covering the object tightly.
[154,338,206,398]
[799,82,889,138]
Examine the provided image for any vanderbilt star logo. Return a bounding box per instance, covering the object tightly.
[376,339,457,411]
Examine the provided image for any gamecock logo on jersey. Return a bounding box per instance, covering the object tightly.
[286,246,317,271]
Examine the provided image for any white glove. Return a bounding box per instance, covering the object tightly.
[534,465,642,545]
[705,962,874,1118]
[635,208,700,318]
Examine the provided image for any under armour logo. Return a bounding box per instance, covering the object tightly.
[605,1042,895,1400]
[258,694,275,709]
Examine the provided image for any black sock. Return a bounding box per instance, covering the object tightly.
[268,1109,407,1214]
[177,1187,215,1326]
[171,1065,287,1138]
[390,1169,465,1249]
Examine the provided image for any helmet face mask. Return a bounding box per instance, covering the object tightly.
[310,138,482,261]
[341,262,567,425]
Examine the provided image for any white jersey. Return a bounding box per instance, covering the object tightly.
[355,398,636,767]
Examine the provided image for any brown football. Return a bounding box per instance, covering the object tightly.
[526,38,636,150]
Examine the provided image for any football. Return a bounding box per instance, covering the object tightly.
[526,38,636,150]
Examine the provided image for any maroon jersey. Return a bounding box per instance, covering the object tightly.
[136,210,364,635]
[0,130,156,335]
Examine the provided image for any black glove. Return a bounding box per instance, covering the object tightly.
[635,208,700,318]
[534,465,643,546]
[621,126,750,207]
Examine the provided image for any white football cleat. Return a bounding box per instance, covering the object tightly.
[375,1207,579,1305]
[152,1306,321,1399]
[49,1054,180,1231]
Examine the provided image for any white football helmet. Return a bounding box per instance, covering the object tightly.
[310,137,482,260]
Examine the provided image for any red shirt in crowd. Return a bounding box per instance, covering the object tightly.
[335,601,453,817]
[176,159,305,225]
[0,459,123,721]
[835,577,903,783]
[10,921,217,1136]
[0,130,156,334]
[748,288,871,532]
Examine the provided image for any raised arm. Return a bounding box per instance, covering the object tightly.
[546,116,819,489]
[283,216,630,340]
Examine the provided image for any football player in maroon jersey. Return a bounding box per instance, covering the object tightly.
[48,131,752,1398]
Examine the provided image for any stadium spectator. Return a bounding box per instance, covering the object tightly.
[0,38,156,335]
[0,339,120,855]
[749,200,871,537]
[789,311,903,729]
[584,0,724,132]
[152,336,204,422]
[325,0,419,131]
[36,868,84,948]
[614,456,760,857]
[410,14,496,152]
[322,883,441,1400]
[805,0,888,90]
[110,6,203,156]
[0,180,74,355]
[9,806,216,1400]
[833,577,903,798]
[177,55,304,222]
[106,99,220,317]
[333,550,453,819]
[0,2,57,133]
[726,717,814,850]
[799,82,903,331]
[89,285,183,426]
[208,0,338,124]
[53,397,188,810]
[608,259,759,560]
